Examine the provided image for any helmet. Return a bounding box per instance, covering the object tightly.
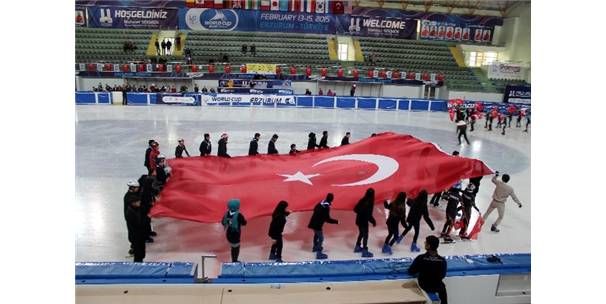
[466,183,476,192]
[127,180,139,187]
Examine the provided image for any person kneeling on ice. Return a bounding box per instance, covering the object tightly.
[222,199,247,263]
[397,190,435,252]
[308,193,339,259]
[440,183,462,243]
[408,235,448,304]
[382,192,407,255]
[354,188,377,258]
[268,201,289,262]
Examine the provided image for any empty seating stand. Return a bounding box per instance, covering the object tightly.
[76,28,153,63]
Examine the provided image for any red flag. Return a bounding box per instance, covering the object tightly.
[469,213,485,240]
[150,133,492,223]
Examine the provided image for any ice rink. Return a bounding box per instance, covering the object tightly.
[76,105,530,277]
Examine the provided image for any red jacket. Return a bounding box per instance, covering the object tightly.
[149,148,160,171]
[490,109,499,118]
[507,105,517,114]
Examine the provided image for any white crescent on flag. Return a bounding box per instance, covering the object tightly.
[312,154,399,187]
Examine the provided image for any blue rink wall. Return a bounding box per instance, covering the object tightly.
[75,92,529,112]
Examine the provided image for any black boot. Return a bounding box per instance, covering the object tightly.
[231,246,240,263]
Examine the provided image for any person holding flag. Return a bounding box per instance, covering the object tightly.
[222,199,247,263]
[308,193,339,259]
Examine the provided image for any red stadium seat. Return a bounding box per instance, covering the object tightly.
[224,65,231,74]
[321,67,328,77]
[174,64,182,73]
[240,65,247,73]
[337,68,344,78]
[208,64,216,73]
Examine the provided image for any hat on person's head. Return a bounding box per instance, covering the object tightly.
[157,154,166,159]
[221,133,228,139]
[127,180,139,187]
[178,138,184,142]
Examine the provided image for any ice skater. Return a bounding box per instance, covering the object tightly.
[341,132,351,146]
[353,188,377,258]
[144,140,155,174]
[307,193,339,259]
[456,117,470,145]
[218,133,230,158]
[222,199,247,263]
[268,201,289,262]
[382,192,407,255]
[148,142,160,175]
[440,184,462,243]
[398,190,435,252]
[507,104,517,128]
[459,183,480,239]
[125,185,146,262]
[175,139,190,158]
[319,130,329,149]
[248,133,260,156]
[268,134,279,154]
[524,109,531,132]
[482,172,522,233]
[154,155,170,190]
[289,144,300,155]
[199,133,212,156]
[307,132,319,150]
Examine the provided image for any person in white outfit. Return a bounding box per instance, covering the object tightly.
[482,172,522,232]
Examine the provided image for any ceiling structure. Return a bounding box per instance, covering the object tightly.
[356,0,531,17]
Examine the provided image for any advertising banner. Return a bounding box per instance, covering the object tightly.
[76,1,185,8]
[420,20,491,43]
[202,94,295,105]
[157,95,197,105]
[487,63,524,80]
[217,87,294,95]
[351,7,503,28]
[335,14,417,39]
[219,79,291,88]
[76,7,87,27]
[181,8,334,34]
[503,85,531,104]
[87,6,178,29]
[246,63,277,74]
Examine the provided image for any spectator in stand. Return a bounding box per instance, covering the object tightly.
[171,85,177,93]
[194,84,199,93]
[327,89,334,96]
[318,88,324,95]
[350,84,357,97]
[408,236,448,304]
[161,40,166,56]
[166,39,172,55]
[210,88,216,93]
[202,86,208,93]
[154,39,160,55]
[175,34,181,51]
[150,83,156,92]
[250,44,256,56]
[305,89,312,95]
[242,44,247,55]
[180,85,188,93]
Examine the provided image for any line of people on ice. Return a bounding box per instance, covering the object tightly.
[450,102,531,144]
[125,134,522,265]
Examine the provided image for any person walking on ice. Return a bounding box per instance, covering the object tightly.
[482,172,523,233]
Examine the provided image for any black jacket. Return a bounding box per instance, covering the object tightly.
[307,137,318,150]
[199,140,211,156]
[137,175,155,212]
[407,197,435,230]
[175,145,189,158]
[126,206,146,243]
[289,148,299,155]
[268,140,278,154]
[341,136,349,146]
[268,212,289,238]
[319,135,329,148]
[445,188,461,215]
[218,138,230,157]
[123,191,140,220]
[144,147,152,167]
[156,165,169,186]
[384,200,407,227]
[308,202,338,230]
[248,139,259,156]
[408,252,447,292]
[354,198,376,227]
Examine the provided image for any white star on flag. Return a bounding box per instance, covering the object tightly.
[278,171,320,185]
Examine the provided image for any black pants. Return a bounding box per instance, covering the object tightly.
[441,215,455,235]
[430,192,442,206]
[525,118,531,131]
[422,285,448,304]
[501,121,507,135]
[460,204,472,236]
[508,115,513,127]
[516,116,522,127]
[355,225,369,249]
[313,229,324,250]
[384,218,401,246]
[270,235,283,259]
[457,125,470,144]
[470,119,476,131]
[401,220,420,244]
[230,246,240,262]
[132,239,146,262]
[487,117,493,130]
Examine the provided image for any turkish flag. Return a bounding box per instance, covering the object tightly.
[150,133,492,223]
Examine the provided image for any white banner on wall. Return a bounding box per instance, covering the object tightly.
[202,94,295,105]
[161,96,196,104]
[488,63,524,80]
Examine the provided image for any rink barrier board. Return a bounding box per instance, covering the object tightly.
[75,253,529,285]
[76,92,531,113]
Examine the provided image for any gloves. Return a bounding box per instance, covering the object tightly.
[518,203,522,208]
